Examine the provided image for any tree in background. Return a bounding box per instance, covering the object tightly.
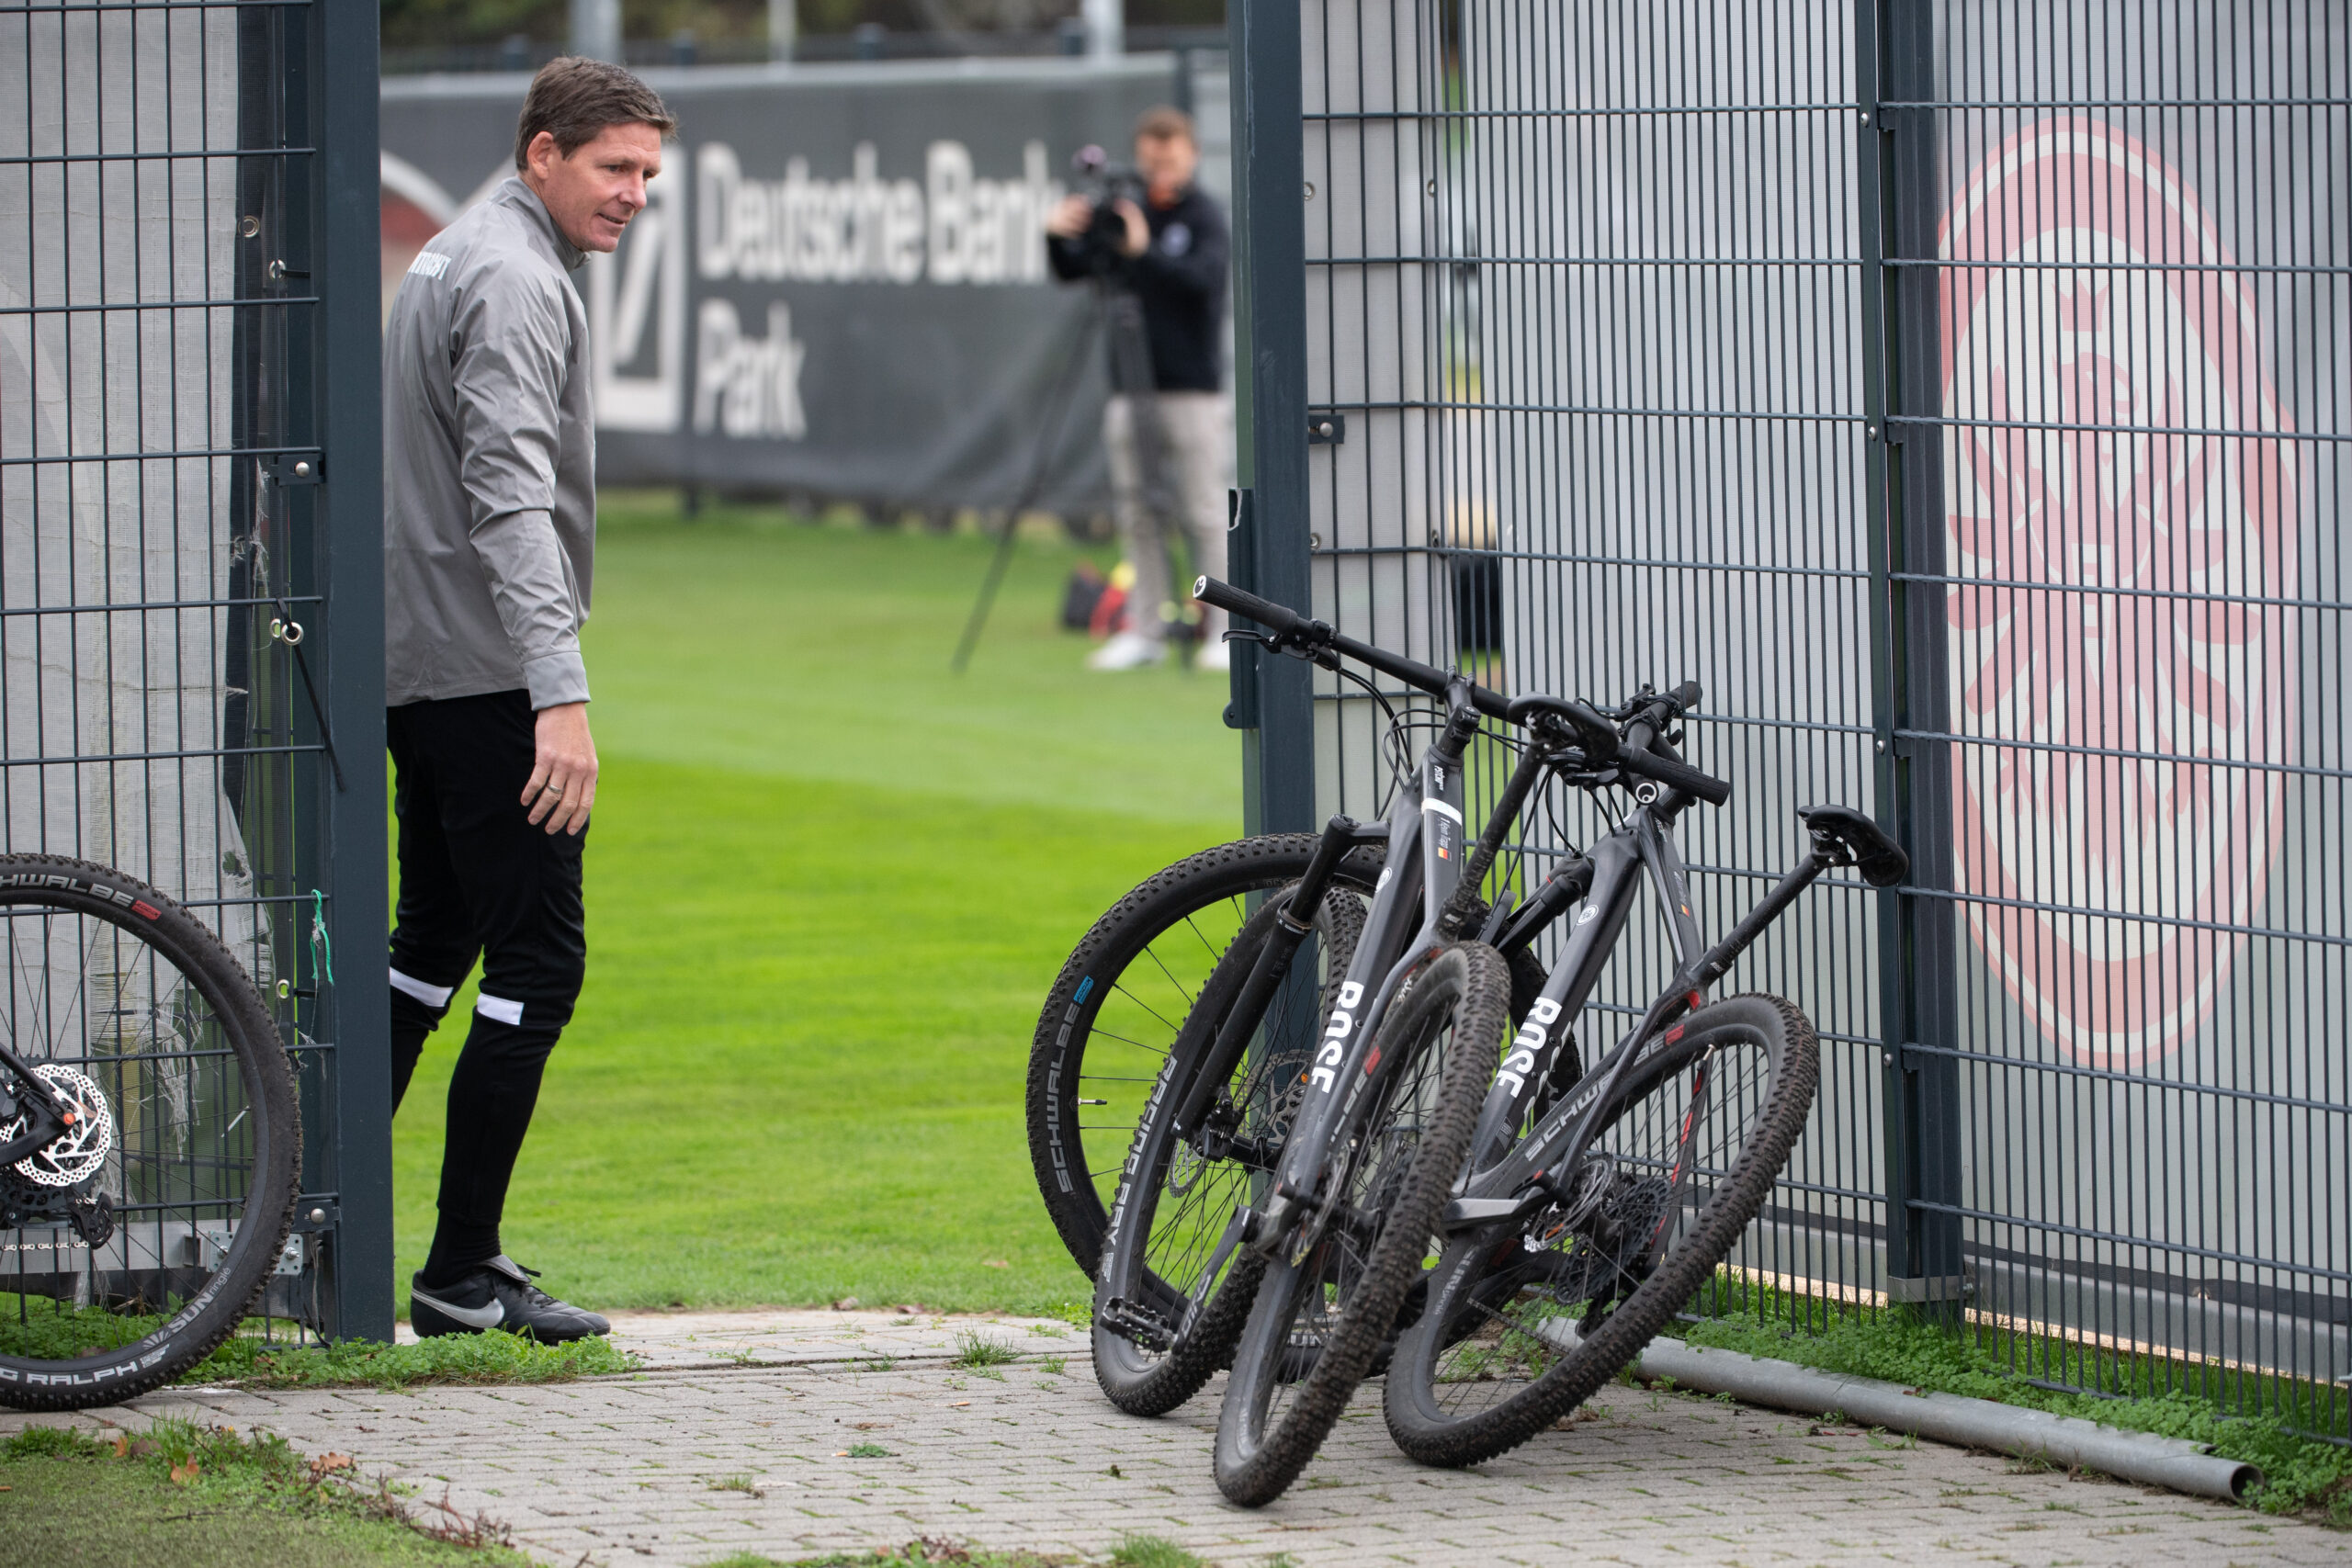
[380,0,1220,50]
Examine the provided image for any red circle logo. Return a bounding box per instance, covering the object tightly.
[1940,118,2296,1069]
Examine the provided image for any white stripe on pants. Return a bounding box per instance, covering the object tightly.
[1103,390,1231,645]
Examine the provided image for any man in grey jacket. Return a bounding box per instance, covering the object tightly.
[381,58,673,1341]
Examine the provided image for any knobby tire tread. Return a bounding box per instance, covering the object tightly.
[1092,888,1366,1417]
[1026,834,1381,1276]
[1214,943,1510,1507]
[1385,992,1818,1468]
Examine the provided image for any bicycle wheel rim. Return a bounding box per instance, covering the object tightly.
[0,882,291,1397]
[1029,836,1380,1272]
[1094,889,1357,1397]
[1386,996,1812,1452]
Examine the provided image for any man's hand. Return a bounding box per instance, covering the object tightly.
[1045,194,1093,240]
[523,701,597,835]
[1111,197,1149,256]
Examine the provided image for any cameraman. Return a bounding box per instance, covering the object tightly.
[1045,106,1231,672]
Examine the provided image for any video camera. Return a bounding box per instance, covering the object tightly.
[1066,143,1148,272]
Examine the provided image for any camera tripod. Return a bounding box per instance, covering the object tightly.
[949,206,1170,673]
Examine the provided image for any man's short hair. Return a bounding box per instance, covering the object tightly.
[514,58,678,173]
[1134,105,1196,145]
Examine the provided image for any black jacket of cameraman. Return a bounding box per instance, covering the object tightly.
[1047,183,1227,393]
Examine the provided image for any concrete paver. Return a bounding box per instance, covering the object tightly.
[4,1309,2343,1567]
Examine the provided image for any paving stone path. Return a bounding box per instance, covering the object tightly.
[4,1309,2345,1567]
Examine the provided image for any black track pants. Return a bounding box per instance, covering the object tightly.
[387,690,588,1281]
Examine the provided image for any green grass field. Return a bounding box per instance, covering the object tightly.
[390,500,1239,1315]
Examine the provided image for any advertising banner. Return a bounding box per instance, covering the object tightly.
[380,59,1185,513]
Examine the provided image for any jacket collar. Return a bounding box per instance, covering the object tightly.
[492,175,585,272]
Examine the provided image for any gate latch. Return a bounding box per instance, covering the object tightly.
[265,453,324,486]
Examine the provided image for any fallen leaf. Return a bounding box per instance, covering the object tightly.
[980,1259,1011,1269]
[305,1452,356,1483]
[949,1401,970,1407]
[110,1434,129,1459]
[169,1461,199,1484]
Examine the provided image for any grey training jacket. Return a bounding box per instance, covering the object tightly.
[383,177,595,710]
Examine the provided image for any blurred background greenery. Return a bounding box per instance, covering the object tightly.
[379,0,1225,62]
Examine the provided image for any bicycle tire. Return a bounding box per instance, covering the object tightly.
[1026,835,1383,1277]
[0,855,300,1411]
[1381,992,1818,1467]
[1212,942,1509,1507]
[1091,883,1365,1416]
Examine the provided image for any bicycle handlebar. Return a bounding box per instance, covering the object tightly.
[1195,575,1514,721]
[1617,747,1732,807]
[1198,575,1732,807]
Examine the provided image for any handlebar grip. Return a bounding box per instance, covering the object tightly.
[1667,680,1703,713]
[1619,747,1732,807]
[1194,575,1305,637]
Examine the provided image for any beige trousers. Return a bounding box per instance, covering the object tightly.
[1103,391,1230,645]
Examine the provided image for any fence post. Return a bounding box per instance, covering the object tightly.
[314,0,395,1344]
[1225,0,1315,838]
[1859,0,1964,1324]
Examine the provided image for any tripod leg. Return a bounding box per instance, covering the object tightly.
[951,299,1106,673]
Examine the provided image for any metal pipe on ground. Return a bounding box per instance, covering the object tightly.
[1625,1335,2261,1503]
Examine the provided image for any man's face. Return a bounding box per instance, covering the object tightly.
[1135,132,1198,203]
[523,122,664,254]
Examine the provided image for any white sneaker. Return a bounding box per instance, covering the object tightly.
[1195,639,1231,672]
[1087,631,1165,671]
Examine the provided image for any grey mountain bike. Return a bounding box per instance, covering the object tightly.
[1088,578,1904,1505]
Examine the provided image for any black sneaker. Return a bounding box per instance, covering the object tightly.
[410,1255,611,1343]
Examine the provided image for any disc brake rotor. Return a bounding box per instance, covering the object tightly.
[0,1064,115,1188]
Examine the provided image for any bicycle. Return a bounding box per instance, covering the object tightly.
[0,856,300,1410]
[1091,578,1904,1505]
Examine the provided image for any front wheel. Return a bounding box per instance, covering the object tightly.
[1027,835,1382,1277]
[0,856,300,1411]
[1382,992,1819,1467]
[1091,882,1363,1416]
[1212,942,1510,1507]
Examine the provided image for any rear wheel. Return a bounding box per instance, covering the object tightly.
[1382,993,1818,1467]
[1026,835,1382,1276]
[0,856,300,1411]
[1212,942,1509,1506]
[1091,884,1363,1416]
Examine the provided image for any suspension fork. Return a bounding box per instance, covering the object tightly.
[1167,813,1389,1145]
[1247,682,1484,1257]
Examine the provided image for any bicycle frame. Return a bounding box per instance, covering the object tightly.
[1156,679,1487,1274]
[1446,811,1862,1234]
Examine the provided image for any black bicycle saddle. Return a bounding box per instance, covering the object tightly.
[1796,805,1908,888]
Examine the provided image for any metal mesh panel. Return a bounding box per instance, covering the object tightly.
[1300,0,1885,1325]
[1905,2,2348,1419]
[1269,0,2349,1427]
[0,0,355,1335]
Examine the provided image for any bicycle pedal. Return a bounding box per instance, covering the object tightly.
[1098,1295,1176,1352]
